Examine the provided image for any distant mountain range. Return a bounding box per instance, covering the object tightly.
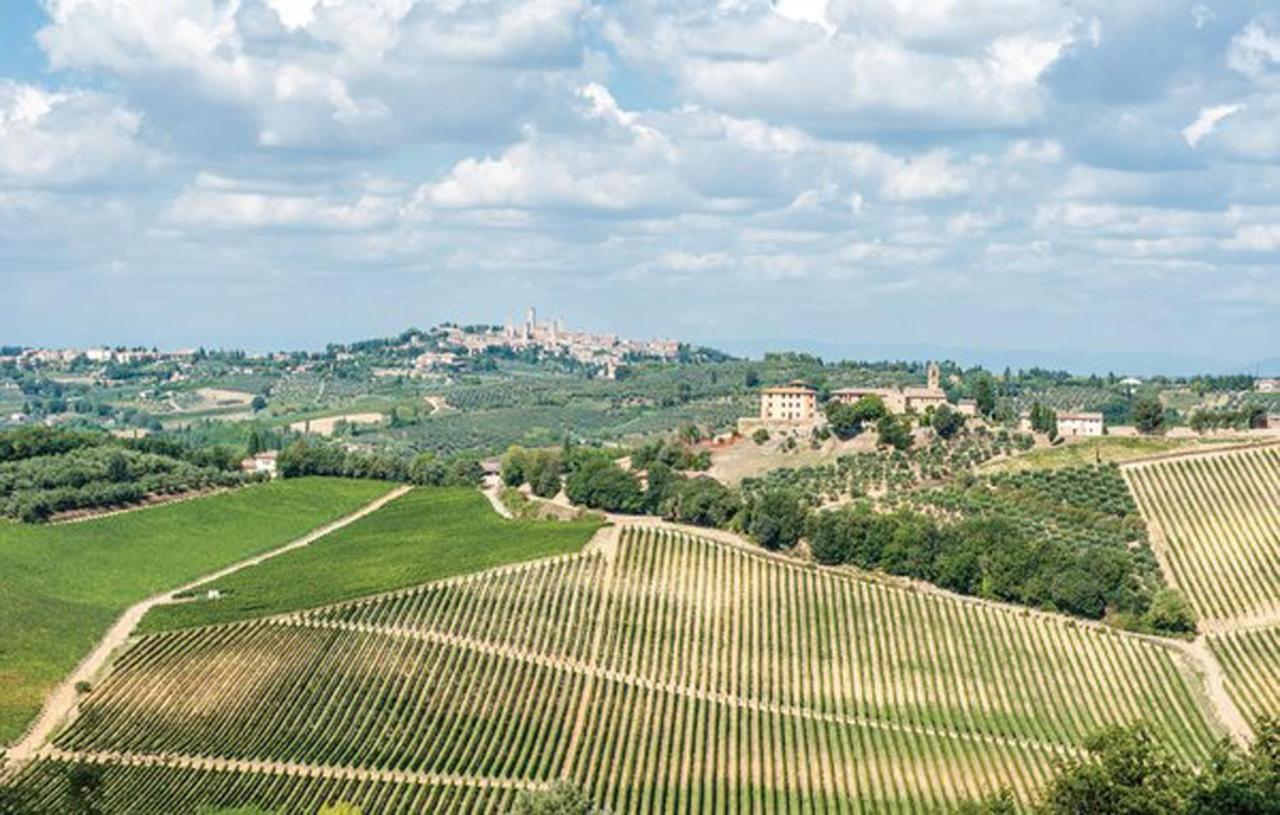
[709,338,1280,378]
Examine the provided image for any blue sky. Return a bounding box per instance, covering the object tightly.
[1,1,1278,371]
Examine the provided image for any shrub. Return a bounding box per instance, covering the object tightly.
[752,428,770,445]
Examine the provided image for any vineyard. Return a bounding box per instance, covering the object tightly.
[1208,625,1280,729]
[11,528,1228,813]
[1123,445,1280,629]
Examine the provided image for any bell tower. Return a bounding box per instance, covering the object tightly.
[927,361,940,391]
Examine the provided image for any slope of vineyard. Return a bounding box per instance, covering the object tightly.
[21,529,1225,813]
[1123,446,1280,629]
[1207,625,1280,728]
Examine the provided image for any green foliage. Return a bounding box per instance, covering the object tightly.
[1142,588,1197,634]
[930,404,966,439]
[744,488,806,550]
[0,439,250,523]
[0,477,391,743]
[277,440,481,488]
[973,373,997,416]
[875,414,912,450]
[140,488,601,632]
[564,458,643,513]
[1028,401,1058,437]
[751,428,770,445]
[509,783,603,815]
[1133,396,1166,434]
[824,401,861,440]
[658,474,741,528]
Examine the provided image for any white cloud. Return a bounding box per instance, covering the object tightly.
[167,172,402,230]
[1182,104,1244,146]
[603,0,1074,135]
[1227,15,1280,82]
[1223,224,1280,251]
[0,81,153,186]
[36,0,588,152]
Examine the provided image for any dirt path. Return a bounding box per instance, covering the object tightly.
[39,747,546,791]
[481,476,513,519]
[4,485,412,768]
[1175,638,1254,747]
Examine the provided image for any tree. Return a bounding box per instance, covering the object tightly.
[751,428,770,445]
[973,373,997,417]
[930,404,966,440]
[1143,588,1197,634]
[501,446,529,487]
[509,782,604,815]
[1133,396,1166,434]
[250,394,267,412]
[824,401,862,440]
[849,395,888,424]
[1028,402,1058,438]
[564,458,644,513]
[246,428,265,457]
[1041,723,1188,815]
[105,451,129,483]
[876,415,912,450]
[745,489,807,550]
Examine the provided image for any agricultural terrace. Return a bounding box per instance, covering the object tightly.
[0,477,394,744]
[23,528,1226,813]
[1123,445,1280,629]
[1207,625,1280,729]
[139,487,602,633]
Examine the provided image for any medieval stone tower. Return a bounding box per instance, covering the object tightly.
[927,361,941,391]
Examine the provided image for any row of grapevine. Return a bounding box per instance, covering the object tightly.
[9,757,516,814]
[1124,446,1280,627]
[37,528,1227,812]
[1207,625,1280,728]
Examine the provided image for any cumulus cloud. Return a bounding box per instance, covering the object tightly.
[601,0,1074,136]
[35,0,588,153]
[0,81,154,186]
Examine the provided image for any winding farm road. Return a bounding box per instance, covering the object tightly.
[4,484,411,768]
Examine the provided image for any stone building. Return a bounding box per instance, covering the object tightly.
[759,380,819,422]
[1057,412,1105,437]
[829,361,950,415]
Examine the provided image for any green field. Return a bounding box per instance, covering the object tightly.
[139,487,603,633]
[0,477,393,744]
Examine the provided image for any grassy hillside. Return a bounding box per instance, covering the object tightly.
[140,487,603,633]
[0,477,393,744]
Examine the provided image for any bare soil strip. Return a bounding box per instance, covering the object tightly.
[39,747,545,791]
[4,485,412,768]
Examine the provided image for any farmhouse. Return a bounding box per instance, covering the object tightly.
[239,451,279,477]
[759,381,819,422]
[1257,379,1280,393]
[830,362,950,415]
[1057,412,1105,437]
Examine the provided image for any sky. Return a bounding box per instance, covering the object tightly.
[1,0,1278,371]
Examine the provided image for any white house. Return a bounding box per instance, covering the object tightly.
[1058,412,1105,437]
